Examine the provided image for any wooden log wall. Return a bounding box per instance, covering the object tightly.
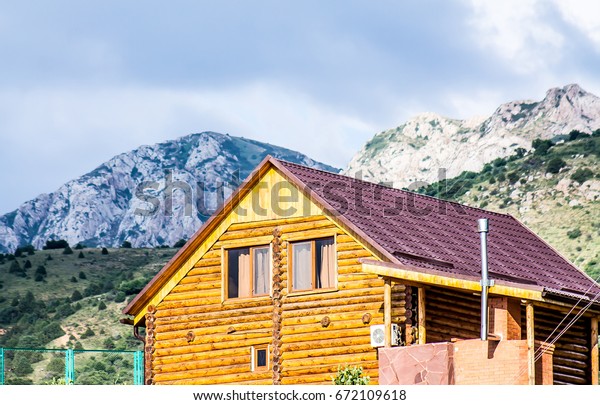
[521,306,591,385]
[425,286,481,343]
[148,215,405,385]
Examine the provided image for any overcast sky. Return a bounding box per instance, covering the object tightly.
[0,0,599,213]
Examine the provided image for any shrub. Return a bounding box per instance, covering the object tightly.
[567,229,582,239]
[71,290,83,302]
[81,327,95,338]
[571,168,594,184]
[173,239,187,248]
[43,240,70,250]
[532,138,553,155]
[507,171,520,184]
[546,157,566,174]
[332,365,370,385]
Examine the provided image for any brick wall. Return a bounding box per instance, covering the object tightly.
[453,339,528,384]
[379,339,551,385]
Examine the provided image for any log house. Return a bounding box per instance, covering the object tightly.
[123,156,600,385]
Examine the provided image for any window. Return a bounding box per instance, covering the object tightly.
[290,236,335,292]
[252,346,269,371]
[226,246,270,299]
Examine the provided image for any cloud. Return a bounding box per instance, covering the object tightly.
[465,0,564,74]
[0,82,377,213]
[553,0,600,51]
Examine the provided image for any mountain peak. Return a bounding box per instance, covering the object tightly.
[345,84,600,188]
[0,133,337,253]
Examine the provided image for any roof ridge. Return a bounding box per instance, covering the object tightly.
[275,157,511,219]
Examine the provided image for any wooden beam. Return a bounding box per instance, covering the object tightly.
[362,261,545,303]
[384,278,392,348]
[592,317,599,385]
[418,288,426,345]
[526,302,535,385]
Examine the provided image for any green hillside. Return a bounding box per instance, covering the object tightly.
[417,130,600,279]
[0,246,177,384]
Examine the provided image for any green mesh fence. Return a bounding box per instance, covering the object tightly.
[0,347,143,385]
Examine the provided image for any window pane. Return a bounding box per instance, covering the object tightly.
[228,248,250,298]
[316,237,335,289]
[253,247,270,296]
[256,349,267,368]
[292,242,312,291]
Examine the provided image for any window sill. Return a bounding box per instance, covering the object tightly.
[222,296,272,305]
[286,288,339,298]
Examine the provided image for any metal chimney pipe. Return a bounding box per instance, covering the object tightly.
[478,218,491,341]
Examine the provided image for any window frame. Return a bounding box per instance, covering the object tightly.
[288,235,337,294]
[251,345,270,372]
[223,244,272,301]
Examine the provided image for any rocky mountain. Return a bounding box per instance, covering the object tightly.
[0,132,337,253]
[344,84,600,188]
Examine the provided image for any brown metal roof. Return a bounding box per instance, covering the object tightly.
[276,159,600,302]
[124,156,600,319]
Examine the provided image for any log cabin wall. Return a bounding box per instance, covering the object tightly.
[425,286,481,343]
[521,306,591,385]
[148,213,403,385]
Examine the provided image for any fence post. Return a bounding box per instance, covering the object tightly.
[134,351,143,385]
[0,348,4,385]
[65,349,75,384]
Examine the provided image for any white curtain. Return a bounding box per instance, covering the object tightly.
[238,251,251,298]
[293,242,312,290]
[318,240,335,289]
[253,247,270,295]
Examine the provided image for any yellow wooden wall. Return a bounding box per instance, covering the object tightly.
[150,216,408,384]
[145,167,406,384]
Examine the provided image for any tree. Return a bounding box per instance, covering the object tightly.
[78,251,85,259]
[101,247,109,255]
[74,243,85,250]
[9,260,22,274]
[173,239,187,248]
[71,290,83,302]
[24,259,32,269]
[43,239,70,250]
[79,271,87,280]
[532,138,553,155]
[546,157,566,174]
[121,241,132,249]
[98,301,107,310]
[63,246,73,255]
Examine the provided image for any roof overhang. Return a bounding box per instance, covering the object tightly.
[361,259,546,302]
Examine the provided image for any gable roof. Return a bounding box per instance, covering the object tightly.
[277,159,600,304]
[124,156,600,319]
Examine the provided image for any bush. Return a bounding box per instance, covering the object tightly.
[81,327,95,338]
[332,365,370,385]
[567,229,582,239]
[79,271,87,280]
[121,241,132,249]
[173,239,187,248]
[546,157,567,174]
[571,168,594,184]
[71,290,83,302]
[98,301,107,310]
[507,171,520,184]
[532,138,553,155]
[43,240,70,250]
